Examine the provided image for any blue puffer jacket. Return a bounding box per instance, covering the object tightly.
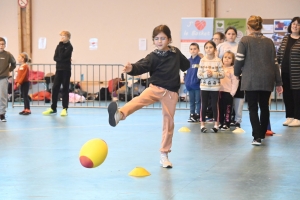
[185,55,201,91]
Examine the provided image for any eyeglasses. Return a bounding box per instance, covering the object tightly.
[154,37,167,41]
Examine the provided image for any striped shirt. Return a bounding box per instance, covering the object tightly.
[277,35,300,90]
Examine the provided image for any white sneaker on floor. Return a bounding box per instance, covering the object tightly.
[283,118,294,126]
[288,119,300,127]
[251,139,262,146]
[160,155,172,168]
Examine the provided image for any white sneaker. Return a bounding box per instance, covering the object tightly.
[283,118,294,126]
[160,154,172,168]
[251,139,262,146]
[288,119,300,127]
[108,102,121,127]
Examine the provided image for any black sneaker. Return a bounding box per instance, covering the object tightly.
[0,114,6,122]
[221,125,229,131]
[194,114,200,122]
[187,114,196,122]
[201,127,207,133]
[19,110,26,115]
[235,122,241,129]
[218,124,223,129]
[230,121,236,127]
[211,127,218,133]
[251,138,262,146]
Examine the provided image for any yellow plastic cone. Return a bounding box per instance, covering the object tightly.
[128,167,151,177]
[178,127,191,132]
[232,128,245,134]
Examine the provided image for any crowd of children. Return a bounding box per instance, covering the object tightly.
[0,19,290,168]
[184,28,243,132]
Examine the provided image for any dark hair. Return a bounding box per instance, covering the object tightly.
[190,43,199,49]
[288,17,300,33]
[204,40,216,49]
[225,26,237,35]
[222,51,235,66]
[214,32,225,40]
[152,25,172,42]
[0,37,6,44]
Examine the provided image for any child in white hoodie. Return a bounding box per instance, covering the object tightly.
[219,51,239,130]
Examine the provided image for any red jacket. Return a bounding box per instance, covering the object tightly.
[15,64,29,84]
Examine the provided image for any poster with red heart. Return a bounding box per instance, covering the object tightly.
[180,18,214,83]
[180,18,214,59]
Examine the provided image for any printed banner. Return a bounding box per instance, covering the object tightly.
[214,18,247,42]
[180,18,214,59]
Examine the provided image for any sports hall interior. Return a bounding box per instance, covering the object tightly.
[1,0,300,199]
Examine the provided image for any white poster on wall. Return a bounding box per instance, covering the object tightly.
[38,37,47,49]
[262,25,274,34]
[89,38,98,50]
[139,38,147,50]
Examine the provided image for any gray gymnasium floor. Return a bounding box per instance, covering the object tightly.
[0,103,300,200]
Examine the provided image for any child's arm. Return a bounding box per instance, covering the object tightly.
[179,51,190,72]
[54,42,73,62]
[230,69,239,96]
[123,62,133,73]
[234,41,246,77]
[127,54,152,76]
[8,53,16,72]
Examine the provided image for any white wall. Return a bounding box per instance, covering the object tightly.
[1,0,299,65]
[31,0,202,64]
[0,0,19,60]
[216,0,299,19]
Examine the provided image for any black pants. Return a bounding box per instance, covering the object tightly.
[245,91,271,140]
[51,70,71,111]
[200,90,219,122]
[282,72,300,120]
[21,82,30,110]
[219,91,233,126]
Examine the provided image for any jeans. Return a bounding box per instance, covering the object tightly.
[188,89,200,114]
[233,98,244,123]
[245,91,271,140]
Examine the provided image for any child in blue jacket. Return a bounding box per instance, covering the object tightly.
[185,43,201,122]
